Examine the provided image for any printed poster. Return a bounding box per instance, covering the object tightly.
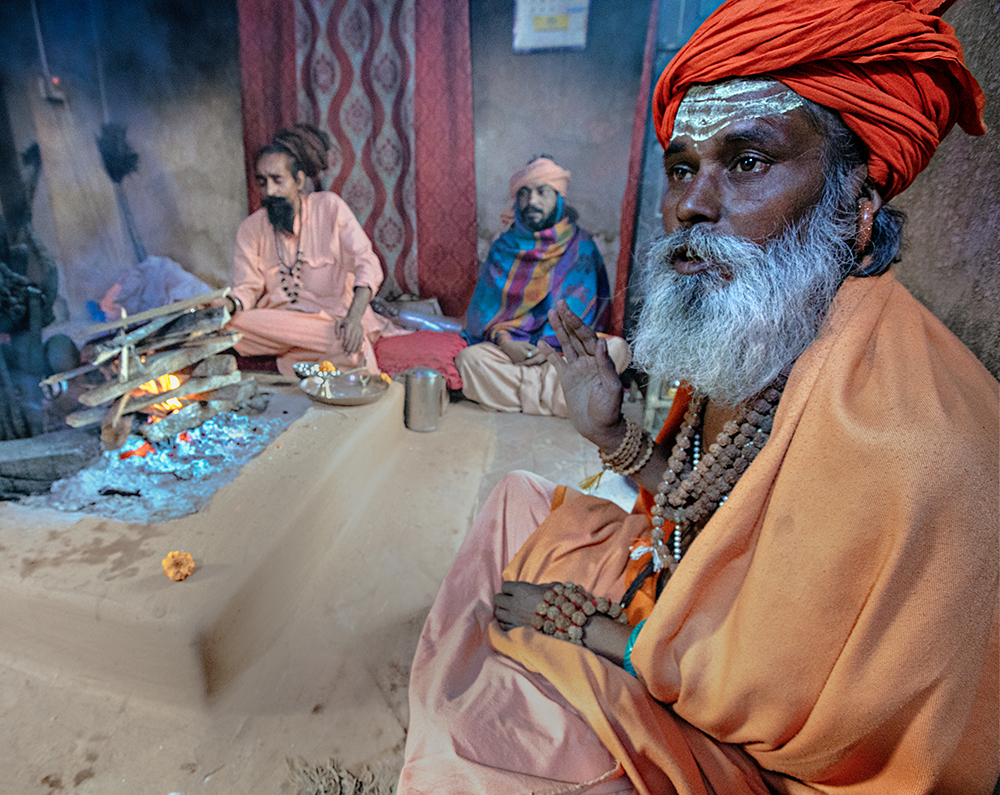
[513,0,589,51]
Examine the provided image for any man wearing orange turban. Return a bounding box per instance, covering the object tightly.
[398,3,997,793]
[458,156,630,416]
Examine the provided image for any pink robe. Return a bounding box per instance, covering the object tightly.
[228,191,395,376]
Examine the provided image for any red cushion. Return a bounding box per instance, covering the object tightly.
[373,331,467,390]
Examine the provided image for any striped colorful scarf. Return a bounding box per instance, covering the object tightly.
[463,200,610,349]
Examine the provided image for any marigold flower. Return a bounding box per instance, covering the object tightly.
[379,372,392,384]
[318,360,336,372]
[162,550,195,581]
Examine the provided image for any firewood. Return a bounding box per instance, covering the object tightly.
[157,305,230,338]
[131,371,242,411]
[200,376,257,404]
[101,393,133,450]
[192,353,237,378]
[39,360,101,390]
[76,312,179,370]
[141,400,233,443]
[77,332,241,407]
[40,304,228,389]
[65,366,243,428]
[78,305,231,374]
[64,407,105,428]
[81,287,229,336]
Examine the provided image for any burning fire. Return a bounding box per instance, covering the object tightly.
[130,373,187,420]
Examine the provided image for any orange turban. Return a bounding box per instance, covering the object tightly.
[652,0,986,200]
[501,158,572,226]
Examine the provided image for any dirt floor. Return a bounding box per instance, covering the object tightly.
[0,378,638,794]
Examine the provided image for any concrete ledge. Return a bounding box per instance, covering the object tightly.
[0,385,409,706]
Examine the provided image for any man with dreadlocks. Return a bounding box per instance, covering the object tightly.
[225,123,391,376]
[397,2,998,793]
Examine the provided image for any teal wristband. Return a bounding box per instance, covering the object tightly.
[623,619,646,677]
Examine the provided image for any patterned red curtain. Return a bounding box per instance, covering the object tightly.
[413,0,477,317]
[237,0,299,212]
[238,0,476,316]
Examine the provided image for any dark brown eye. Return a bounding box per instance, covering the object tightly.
[667,165,692,182]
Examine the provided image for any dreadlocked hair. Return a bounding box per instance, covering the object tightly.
[255,123,332,180]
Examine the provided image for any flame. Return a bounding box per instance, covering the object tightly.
[131,373,187,420]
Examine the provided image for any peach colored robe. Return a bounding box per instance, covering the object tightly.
[456,335,632,417]
[399,271,999,795]
[228,191,395,376]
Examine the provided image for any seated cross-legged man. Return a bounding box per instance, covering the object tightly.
[457,156,630,416]
[397,2,998,794]
[224,123,394,377]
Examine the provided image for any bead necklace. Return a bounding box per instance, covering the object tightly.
[633,373,787,577]
[275,204,304,304]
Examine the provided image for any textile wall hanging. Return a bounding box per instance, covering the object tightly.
[295,0,417,295]
[238,0,299,213]
[411,0,477,317]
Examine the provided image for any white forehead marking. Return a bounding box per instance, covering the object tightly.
[673,79,805,142]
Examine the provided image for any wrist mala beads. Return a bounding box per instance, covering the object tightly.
[530,582,630,646]
[598,419,654,477]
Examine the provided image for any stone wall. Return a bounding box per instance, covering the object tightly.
[0,0,245,323]
[891,0,999,377]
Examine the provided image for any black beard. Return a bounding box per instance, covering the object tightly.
[523,205,560,232]
[263,196,295,234]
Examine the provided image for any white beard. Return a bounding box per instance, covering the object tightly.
[630,198,855,406]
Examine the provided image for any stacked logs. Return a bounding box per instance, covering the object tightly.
[41,289,258,450]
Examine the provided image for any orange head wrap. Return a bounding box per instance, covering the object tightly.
[652,0,986,200]
[500,157,572,226]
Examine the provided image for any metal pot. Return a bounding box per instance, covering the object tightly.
[403,367,447,431]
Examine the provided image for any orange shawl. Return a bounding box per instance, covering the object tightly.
[651,0,986,200]
[493,271,999,793]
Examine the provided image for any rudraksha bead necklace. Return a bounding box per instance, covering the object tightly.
[274,212,305,304]
[642,373,788,568]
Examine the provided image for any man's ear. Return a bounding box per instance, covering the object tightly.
[854,182,883,255]
[295,170,307,192]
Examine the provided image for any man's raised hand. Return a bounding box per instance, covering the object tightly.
[543,300,626,451]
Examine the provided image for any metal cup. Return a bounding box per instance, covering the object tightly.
[403,367,446,431]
